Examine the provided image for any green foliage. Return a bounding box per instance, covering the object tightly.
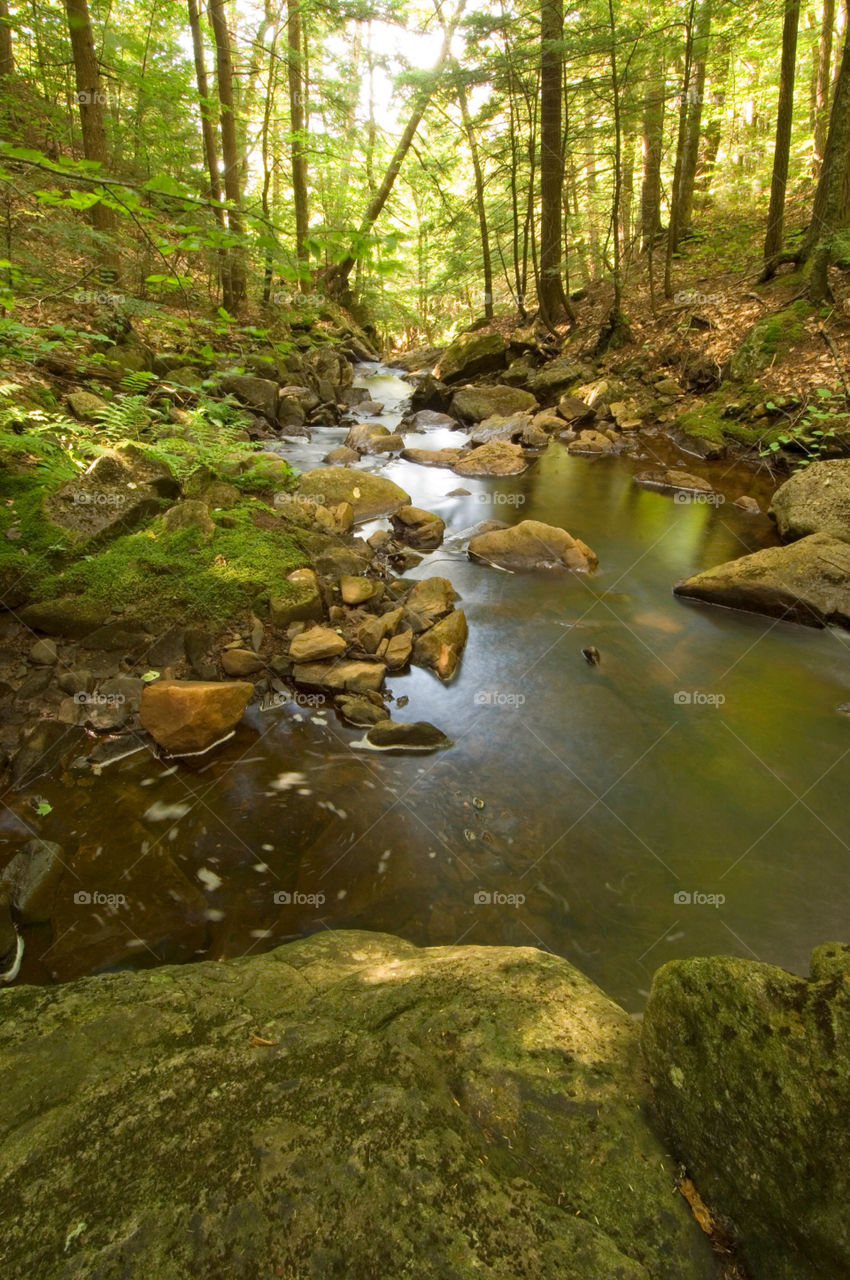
[759,388,848,469]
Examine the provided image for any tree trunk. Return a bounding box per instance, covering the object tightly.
[457,77,493,318]
[639,59,665,251]
[287,0,309,287]
[64,0,119,274]
[0,0,14,75]
[664,0,699,297]
[814,0,836,171]
[800,24,850,299]
[676,0,712,235]
[764,0,801,261]
[187,0,229,299]
[209,0,246,309]
[538,0,573,325]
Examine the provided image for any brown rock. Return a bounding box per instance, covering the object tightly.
[221,649,265,677]
[140,679,254,754]
[293,660,386,693]
[468,520,598,572]
[413,609,468,681]
[289,626,347,662]
[405,577,458,630]
[454,442,528,477]
[391,505,445,550]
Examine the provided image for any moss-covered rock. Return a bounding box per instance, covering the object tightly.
[642,943,850,1280]
[452,383,538,421]
[729,300,812,382]
[296,466,410,521]
[769,459,850,542]
[0,931,719,1279]
[434,330,506,383]
[673,531,850,628]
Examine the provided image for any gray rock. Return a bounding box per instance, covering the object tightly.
[434,330,506,383]
[452,384,537,422]
[29,639,58,666]
[0,838,65,922]
[366,720,452,751]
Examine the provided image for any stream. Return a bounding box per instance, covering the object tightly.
[8,363,850,1009]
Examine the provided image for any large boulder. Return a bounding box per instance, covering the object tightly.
[434,330,506,383]
[44,447,175,543]
[469,520,598,572]
[769,459,850,542]
[218,373,279,419]
[297,467,410,522]
[0,930,719,1279]
[454,441,529,476]
[452,384,538,421]
[344,422,404,455]
[673,532,850,628]
[139,679,254,754]
[643,942,850,1280]
[292,659,386,693]
[17,596,110,640]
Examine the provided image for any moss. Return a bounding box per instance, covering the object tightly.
[36,501,308,626]
[729,299,813,381]
[673,391,788,450]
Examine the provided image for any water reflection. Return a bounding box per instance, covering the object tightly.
[9,364,850,1007]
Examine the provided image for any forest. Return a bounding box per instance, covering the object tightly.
[0,0,849,1277]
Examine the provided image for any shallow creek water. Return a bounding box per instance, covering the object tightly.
[8,364,850,1008]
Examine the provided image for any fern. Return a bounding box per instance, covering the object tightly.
[92,394,153,440]
[120,369,158,394]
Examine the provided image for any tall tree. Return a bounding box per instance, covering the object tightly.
[64,0,118,273]
[187,0,228,297]
[322,0,465,300]
[639,56,665,250]
[764,0,801,262]
[457,75,494,318]
[209,0,246,309]
[798,23,850,298]
[538,0,573,325]
[287,0,309,288]
[676,0,712,237]
[813,0,835,172]
[0,0,13,75]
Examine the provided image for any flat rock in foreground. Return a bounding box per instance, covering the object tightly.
[673,532,850,628]
[469,519,598,572]
[0,931,718,1280]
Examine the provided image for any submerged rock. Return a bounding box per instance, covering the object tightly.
[643,942,850,1280]
[139,679,254,754]
[366,720,452,750]
[469,520,598,572]
[769,459,850,542]
[0,931,718,1279]
[401,446,463,469]
[634,469,714,496]
[673,532,850,628]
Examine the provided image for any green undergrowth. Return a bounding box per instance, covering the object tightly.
[38,503,308,626]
